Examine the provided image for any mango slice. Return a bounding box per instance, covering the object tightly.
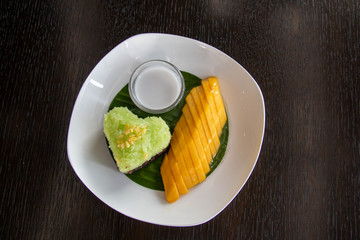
[178,116,206,183]
[173,124,199,186]
[189,87,218,159]
[160,155,179,203]
[201,79,222,136]
[197,87,221,144]
[206,77,227,129]
[182,105,210,174]
[161,77,226,203]
[167,150,188,195]
[185,94,213,162]
[168,142,193,189]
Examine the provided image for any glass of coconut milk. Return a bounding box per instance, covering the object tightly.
[129,60,185,114]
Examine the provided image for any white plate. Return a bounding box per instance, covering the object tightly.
[67,33,265,227]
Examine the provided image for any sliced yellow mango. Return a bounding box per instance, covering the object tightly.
[160,76,227,203]
[201,79,222,135]
[167,151,188,195]
[173,124,199,185]
[206,77,227,129]
[182,104,210,174]
[196,87,221,151]
[190,87,218,158]
[178,116,206,183]
[185,93,213,162]
[168,141,193,188]
[160,155,179,203]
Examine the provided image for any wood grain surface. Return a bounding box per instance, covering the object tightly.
[1,0,359,239]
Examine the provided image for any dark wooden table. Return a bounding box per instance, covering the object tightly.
[1,0,359,239]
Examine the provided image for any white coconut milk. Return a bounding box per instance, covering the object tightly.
[134,66,181,110]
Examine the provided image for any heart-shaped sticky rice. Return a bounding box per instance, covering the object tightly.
[103,107,171,173]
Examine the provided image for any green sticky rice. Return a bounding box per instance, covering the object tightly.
[103,107,171,173]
